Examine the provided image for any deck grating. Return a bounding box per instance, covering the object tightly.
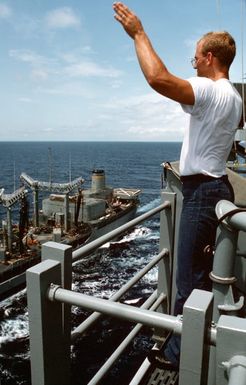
[145,368,178,385]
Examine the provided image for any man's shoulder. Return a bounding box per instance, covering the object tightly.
[186,76,213,86]
[185,77,214,100]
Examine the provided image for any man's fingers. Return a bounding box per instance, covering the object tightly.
[113,2,132,19]
[113,1,140,39]
[113,2,129,27]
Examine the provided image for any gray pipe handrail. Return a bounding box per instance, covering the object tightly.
[71,248,169,340]
[48,284,219,346]
[48,284,181,333]
[87,291,166,385]
[72,201,170,262]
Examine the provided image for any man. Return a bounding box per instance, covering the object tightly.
[113,2,242,370]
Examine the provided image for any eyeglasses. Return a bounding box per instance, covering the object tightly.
[190,57,197,68]
[191,52,214,68]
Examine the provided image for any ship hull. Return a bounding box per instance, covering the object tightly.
[0,203,138,299]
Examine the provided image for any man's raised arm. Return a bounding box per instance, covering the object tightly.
[113,2,194,105]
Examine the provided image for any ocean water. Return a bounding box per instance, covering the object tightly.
[0,141,181,385]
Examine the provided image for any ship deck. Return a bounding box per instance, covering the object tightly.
[144,368,178,385]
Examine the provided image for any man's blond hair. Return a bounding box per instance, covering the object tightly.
[199,31,236,68]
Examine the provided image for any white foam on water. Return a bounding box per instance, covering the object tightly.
[113,226,153,244]
[0,288,26,307]
[96,224,158,251]
[99,242,111,249]
[124,298,142,305]
[143,267,158,284]
[73,279,104,296]
[0,289,29,347]
[137,198,161,214]
[0,314,29,347]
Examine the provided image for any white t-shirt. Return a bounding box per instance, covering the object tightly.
[179,77,242,177]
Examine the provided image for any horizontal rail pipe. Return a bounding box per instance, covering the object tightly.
[49,285,217,346]
[71,248,169,340]
[49,284,182,335]
[72,201,170,262]
[87,291,166,385]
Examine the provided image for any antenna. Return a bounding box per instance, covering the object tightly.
[13,160,16,192]
[48,147,52,184]
[69,153,72,183]
[216,0,221,30]
[241,0,246,128]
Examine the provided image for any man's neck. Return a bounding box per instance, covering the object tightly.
[206,68,229,81]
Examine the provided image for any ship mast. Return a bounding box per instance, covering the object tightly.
[0,187,28,253]
[48,147,52,184]
[241,0,245,128]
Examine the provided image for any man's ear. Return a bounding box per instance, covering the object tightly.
[206,51,213,65]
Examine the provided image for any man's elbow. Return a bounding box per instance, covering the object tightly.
[147,75,157,88]
[146,74,167,95]
[145,72,160,88]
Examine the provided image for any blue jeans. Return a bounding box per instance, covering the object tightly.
[164,176,234,367]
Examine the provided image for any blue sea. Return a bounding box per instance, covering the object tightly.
[0,141,181,385]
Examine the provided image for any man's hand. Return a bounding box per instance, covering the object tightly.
[113,2,144,39]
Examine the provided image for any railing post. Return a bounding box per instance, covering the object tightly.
[153,192,176,342]
[216,315,246,385]
[158,192,176,314]
[26,259,70,385]
[42,241,72,343]
[179,289,213,385]
[163,167,183,314]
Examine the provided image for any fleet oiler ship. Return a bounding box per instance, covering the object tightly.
[0,169,140,297]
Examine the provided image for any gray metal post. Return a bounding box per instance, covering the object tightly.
[26,259,70,385]
[216,315,246,385]
[164,165,183,314]
[158,192,176,314]
[179,289,214,385]
[64,193,69,231]
[153,192,175,342]
[6,207,13,252]
[33,188,39,227]
[42,241,72,342]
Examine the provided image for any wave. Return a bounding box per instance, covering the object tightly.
[116,226,152,243]
[0,288,26,307]
[137,197,161,214]
[99,224,158,250]
[0,315,29,347]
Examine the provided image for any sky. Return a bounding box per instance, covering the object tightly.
[0,0,245,142]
